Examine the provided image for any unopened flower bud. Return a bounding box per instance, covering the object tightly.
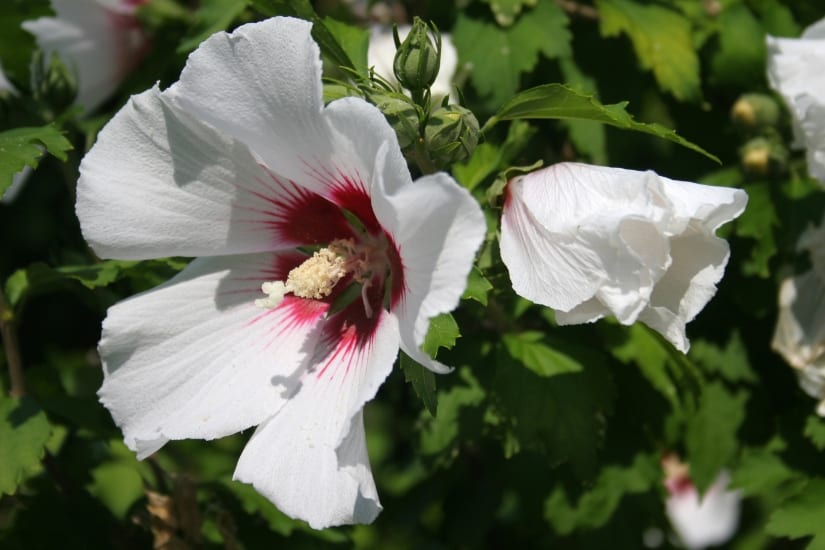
[731,93,780,133]
[31,51,77,113]
[372,92,421,152]
[740,136,787,177]
[425,105,480,167]
[393,17,440,93]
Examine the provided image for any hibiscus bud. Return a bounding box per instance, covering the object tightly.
[740,136,787,177]
[424,105,479,166]
[731,93,780,132]
[372,93,421,152]
[393,17,440,92]
[31,51,77,113]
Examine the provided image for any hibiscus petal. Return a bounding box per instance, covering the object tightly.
[501,163,746,352]
[666,472,741,550]
[98,253,328,458]
[78,85,314,259]
[233,310,399,528]
[23,0,145,113]
[501,164,671,313]
[371,168,486,373]
[166,17,329,184]
[638,231,731,352]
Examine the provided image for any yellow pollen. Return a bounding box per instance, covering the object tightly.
[286,247,347,299]
[255,243,351,309]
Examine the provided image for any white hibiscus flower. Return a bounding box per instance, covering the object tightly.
[77,17,485,529]
[662,454,741,550]
[23,0,149,114]
[766,17,825,183]
[499,163,747,352]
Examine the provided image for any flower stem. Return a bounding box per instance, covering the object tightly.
[0,288,25,397]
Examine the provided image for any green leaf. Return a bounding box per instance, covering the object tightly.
[454,119,536,192]
[481,0,536,26]
[685,382,747,493]
[399,352,438,417]
[731,447,803,498]
[484,83,718,162]
[596,0,700,101]
[0,0,49,83]
[503,331,583,377]
[4,260,139,309]
[0,396,52,496]
[419,368,485,457]
[766,479,825,547]
[422,313,460,359]
[0,125,73,196]
[735,182,778,278]
[558,57,608,164]
[493,347,614,476]
[462,267,493,306]
[749,0,800,37]
[708,4,767,89]
[176,0,247,53]
[86,462,145,519]
[544,453,659,533]
[323,17,369,76]
[804,415,825,451]
[611,324,681,408]
[689,331,757,383]
[453,0,571,106]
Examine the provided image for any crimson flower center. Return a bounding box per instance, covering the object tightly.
[256,234,391,318]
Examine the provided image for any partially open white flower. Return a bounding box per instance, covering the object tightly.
[368,24,458,102]
[23,0,149,114]
[766,17,825,183]
[663,455,741,549]
[500,163,747,352]
[77,17,485,529]
[772,219,825,416]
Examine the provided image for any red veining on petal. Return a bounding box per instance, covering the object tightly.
[314,325,360,380]
[302,160,382,234]
[386,234,406,309]
[254,172,355,245]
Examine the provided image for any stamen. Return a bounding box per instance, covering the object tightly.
[255,245,348,309]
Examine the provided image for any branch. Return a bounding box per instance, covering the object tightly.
[555,0,599,20]
[0,288,25,397]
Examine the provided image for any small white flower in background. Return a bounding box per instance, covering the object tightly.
[0,62,16,95]
[662,454,741,550]
[766,17,825,184]
[772,218,825,416]
[22,0,149,114]
[77,17,485,529]
[499,163,747,353]
[368,24,458,102]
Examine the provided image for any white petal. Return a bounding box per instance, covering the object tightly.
[637,231,731,353]
[23,0,146,113]
[233,310,400,528]
[501,164,672,315]
[98,252,329,458]
[500,163,746,352]
[666,472,741,550]
[370,166,485,373]
[772,271,825,370]
[0,61,17,94]
[166,17,328,183]
[766,21,825,169]
[77,86,303,259]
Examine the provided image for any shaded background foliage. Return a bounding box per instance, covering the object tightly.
[1,0,825,548]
